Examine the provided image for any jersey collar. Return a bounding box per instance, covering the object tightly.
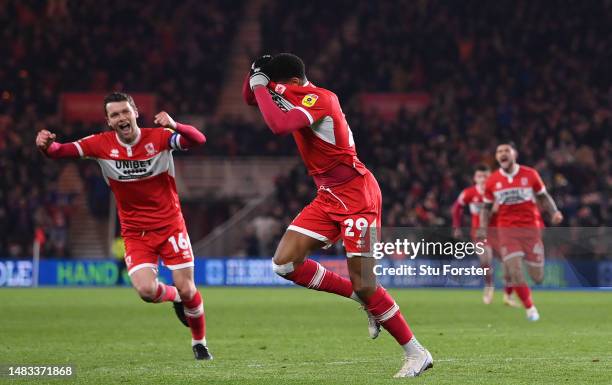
[500,163,519,179]
[115,128,142,149]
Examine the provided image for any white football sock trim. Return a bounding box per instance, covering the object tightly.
[377,303,400,323]
[308,262,325,289]
[192,338,207,347]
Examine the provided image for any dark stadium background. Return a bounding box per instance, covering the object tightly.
[0,0,609,262]
[1,2,611,384]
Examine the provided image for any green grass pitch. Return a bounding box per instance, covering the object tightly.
[1,287,611,384]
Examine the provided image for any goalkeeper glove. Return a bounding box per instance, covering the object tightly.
[250,54,272,75]
[249,54,272,90]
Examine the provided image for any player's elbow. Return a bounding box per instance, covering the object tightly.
[267,121,289,136]
[193,133,207,146]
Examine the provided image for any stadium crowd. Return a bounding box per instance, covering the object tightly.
[0,0,609,258]
[0,0,241,257]
[249,0,611,255]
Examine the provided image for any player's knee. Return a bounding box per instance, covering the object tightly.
[509,270,525,285]
[532,276,544,285]
[134,282,157,302]
[176,281,196,301]
[272,259,294,278]
[531,270,544,284]
[272,249,298,266]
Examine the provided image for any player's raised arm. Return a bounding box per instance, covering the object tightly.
[247,56,310,135]
[532,171,563,225]
[242,72,258,106]
[35,129,80,159]
[242,55,273,106]
[154,111,206,149]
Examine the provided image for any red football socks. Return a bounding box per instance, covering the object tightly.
[287,259,354,298]
[366,286,413,345]
[182,291,206,341]
[153,282,179,303]
[514,284,534,308]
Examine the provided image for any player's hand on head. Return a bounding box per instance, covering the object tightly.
[154,111,177,129]
[249,54,272,91]
[35,129,56,150]
[250,54,272,75]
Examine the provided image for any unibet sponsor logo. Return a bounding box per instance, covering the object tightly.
[115,159,154,180]
[494,188,533,204]
[301,94,318,107]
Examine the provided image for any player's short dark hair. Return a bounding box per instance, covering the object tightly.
[103,92,137,116]
[266,53,306,82]
[474,163,490,173]
[498,140,517,150]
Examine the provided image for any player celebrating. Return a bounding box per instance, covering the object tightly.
[478,142,563,321]
[243,53,433,378]
[35,93,212,360]
[452,165,518,307]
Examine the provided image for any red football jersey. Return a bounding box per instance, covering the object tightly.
[73,128,185,233]
[483,165,545,228]
[267,81,368,176]
[457,185,498,229]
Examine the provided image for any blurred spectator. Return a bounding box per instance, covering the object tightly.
[0,0,242,257]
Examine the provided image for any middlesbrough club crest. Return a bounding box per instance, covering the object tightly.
[521,177,528,186]
[274,84,287,94]
[145,143,155,156]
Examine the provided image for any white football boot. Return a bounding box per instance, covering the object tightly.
[394,338,434,378]
[363,307,381,339]
[526,306,540,321]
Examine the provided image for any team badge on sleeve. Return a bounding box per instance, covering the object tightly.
[275,84,287,94]
[302,94,319,107]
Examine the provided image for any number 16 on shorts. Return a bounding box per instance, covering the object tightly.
[166,231,193,261]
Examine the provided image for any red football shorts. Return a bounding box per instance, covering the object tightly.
[497,227,544,267]
[123,219,195,275]
[288,172,381,257]
[476,227,500,258]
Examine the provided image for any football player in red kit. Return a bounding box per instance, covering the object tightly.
[35,93,212,360]
[452,164,519,307]
[243,53,432,378]
[479,142,563,321]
